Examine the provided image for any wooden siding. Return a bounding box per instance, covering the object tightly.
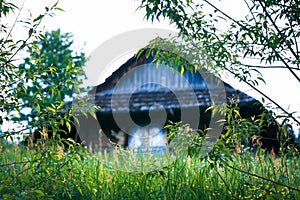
[104,63,207,94]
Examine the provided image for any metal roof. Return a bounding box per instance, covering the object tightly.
[94,52,257,113]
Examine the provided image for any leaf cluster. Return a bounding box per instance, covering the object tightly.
[138,0,300,126]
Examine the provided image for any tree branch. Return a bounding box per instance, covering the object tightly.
[238,63,300,70]
[0,1,25,51]
[257,0,298,60]
[257,0,300,81]
[203,0,300,83]
[223,66,300,126]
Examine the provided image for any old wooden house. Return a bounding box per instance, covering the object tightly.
[82,51,275,152]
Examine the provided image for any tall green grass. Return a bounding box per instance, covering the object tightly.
[0,139,299,199]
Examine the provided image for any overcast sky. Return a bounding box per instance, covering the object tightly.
[7,0,300,133]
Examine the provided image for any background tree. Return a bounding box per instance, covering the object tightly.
[19,29,86,102]
[0,1,90,144]
[0,1,62,140]
[17,29,86,135]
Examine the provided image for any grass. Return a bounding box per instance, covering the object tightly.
[0,139,299,199]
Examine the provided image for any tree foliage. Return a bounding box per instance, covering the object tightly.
[137,0,300,126]
[19,29,86,102]
[17,29,86,132]
[0,1,88,143]
[0,1,63,138]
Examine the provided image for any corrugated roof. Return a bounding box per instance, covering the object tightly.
[94,52,257,113]
[95,87,255,113]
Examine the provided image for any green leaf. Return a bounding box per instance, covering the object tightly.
[28,28,33,36]
[33,14,44,22]
[257,76,266,84]
[2,194,11,199]
[179,66,184,74]
[34,189,45,196]
[36,103,41,114]
[66,63,72,72]
[65,121,71,133]
[67,138,75,143]
[233,109,241,117]
[46,106,56,112]
[55,7,65,12]
[88,109,97,119]
[156,59,161,67]
[205,105,215,112]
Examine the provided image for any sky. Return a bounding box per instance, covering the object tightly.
[4,0,300,137]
